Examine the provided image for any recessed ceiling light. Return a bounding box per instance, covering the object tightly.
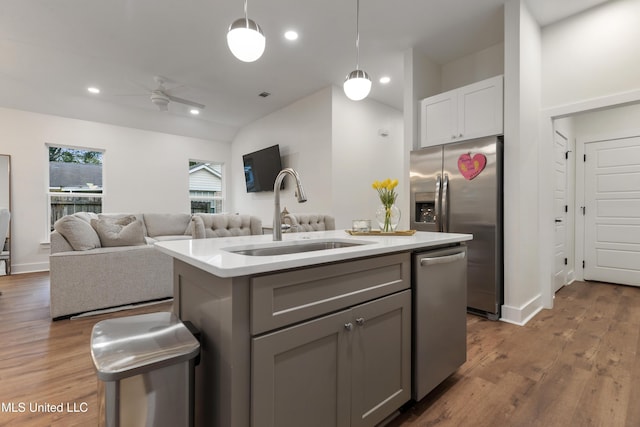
[284,30,298,41]
[190,109,200,115]
[379,76,391,84]
[87,87,100,94]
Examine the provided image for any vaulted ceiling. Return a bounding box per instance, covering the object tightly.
[0,0,608,141]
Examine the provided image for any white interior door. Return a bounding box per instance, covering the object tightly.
[584,136,640,286]
[553,131,569,292]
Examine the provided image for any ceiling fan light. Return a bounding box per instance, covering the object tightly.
[227,18,266,62]
[343,69,372,101]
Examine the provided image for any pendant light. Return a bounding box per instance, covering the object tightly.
[227,0,265,62]
[343,0,371,101]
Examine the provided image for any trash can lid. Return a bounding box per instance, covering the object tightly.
[90,312,200,381]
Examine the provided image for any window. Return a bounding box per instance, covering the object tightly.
[189,161,224,213]
[48,146,103,230]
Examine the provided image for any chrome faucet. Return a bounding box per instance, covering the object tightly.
[273,168,307,241]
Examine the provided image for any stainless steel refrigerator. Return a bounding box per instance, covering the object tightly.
[410,136,503,319]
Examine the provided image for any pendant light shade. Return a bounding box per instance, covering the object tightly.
[344,0,370,101]
[227,0,265,62]
[344,69,372,101]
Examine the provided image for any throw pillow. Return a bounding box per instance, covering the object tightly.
[191,215,206,239]
[97,214,136,226]
[91,218,146,247]
[54,215,102,251]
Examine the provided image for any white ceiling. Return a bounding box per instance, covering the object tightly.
[0,0,609,141]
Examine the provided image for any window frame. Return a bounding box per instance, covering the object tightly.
[188,160,225,214]
[46,143,105,235]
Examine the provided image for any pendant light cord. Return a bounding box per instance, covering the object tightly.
[355,0,361,70]
[244,0,248,21]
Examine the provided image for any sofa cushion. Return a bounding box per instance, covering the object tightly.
[194,213,260,238]
[54,215,102,251]
[284,214,336,232]
[91,216,146,247]
[143,213,192,237]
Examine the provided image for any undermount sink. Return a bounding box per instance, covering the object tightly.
[224,239,371,256]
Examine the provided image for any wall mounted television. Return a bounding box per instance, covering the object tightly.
[243,144,284,193]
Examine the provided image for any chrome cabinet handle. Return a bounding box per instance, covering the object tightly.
[355,317,365,325]
[344,322,353,331]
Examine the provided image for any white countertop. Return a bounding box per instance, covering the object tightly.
[154,230,472,278]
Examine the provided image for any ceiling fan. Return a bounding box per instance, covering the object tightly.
[146,76,205,112]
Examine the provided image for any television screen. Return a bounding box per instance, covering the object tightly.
[243,144,284,192]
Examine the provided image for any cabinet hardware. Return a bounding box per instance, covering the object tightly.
[344,322,353,331]
[356,317,365,325]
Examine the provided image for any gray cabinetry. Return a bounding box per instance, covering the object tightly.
[251,252,410,335]
[252,290,411,427]
[173,252,412,427]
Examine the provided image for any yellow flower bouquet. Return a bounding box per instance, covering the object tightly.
[372,178,400,232]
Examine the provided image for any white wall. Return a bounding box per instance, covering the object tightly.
[0,107,230,273]
[441,43,505,92]
[403,49,442,220]
[231,87,333,227]
[541,0,640,108]
[573,102,640,138]
[502,0,543,324]
[331,87,405,230]
[231,86,404,231]
[403,48,442,154]
[538,0,640,312]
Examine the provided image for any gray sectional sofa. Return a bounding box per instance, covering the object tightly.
[49,212,262,319]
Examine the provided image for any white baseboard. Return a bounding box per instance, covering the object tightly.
[501,294,543,326]
[9,262,50,275]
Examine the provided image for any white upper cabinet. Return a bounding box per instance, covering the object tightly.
[420,75,503,148]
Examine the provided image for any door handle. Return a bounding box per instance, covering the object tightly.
[441,174,449,233]
[420,251,466,266]
[555,219,562,223]
[435,174,442,231]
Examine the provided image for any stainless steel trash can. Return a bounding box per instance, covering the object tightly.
[91,312,200,427]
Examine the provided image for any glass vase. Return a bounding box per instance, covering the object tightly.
[375,204,401,232]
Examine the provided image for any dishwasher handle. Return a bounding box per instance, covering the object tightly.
[419,251,466,266]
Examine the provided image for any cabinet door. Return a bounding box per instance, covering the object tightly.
[350,291,411,427]
[457,75,503,141]
[252,309,352,427]
[420,91,457,148]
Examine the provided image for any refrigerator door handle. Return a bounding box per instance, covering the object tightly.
[419,251,466,266]
[435,174,442,231]
[442,173,449,233]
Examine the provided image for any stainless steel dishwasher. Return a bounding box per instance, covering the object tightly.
[412,244,467,401]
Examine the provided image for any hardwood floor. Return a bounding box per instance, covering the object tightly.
[1,273,639,426]
[0,273,173,427]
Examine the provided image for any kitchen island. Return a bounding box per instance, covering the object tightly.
[155,230,472,427]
